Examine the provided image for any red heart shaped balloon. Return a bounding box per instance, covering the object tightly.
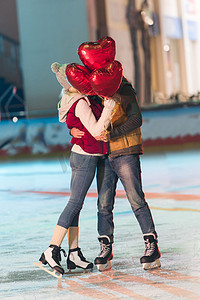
[78,36,116,71]
[65,63,95,95]
[90,61,123,98]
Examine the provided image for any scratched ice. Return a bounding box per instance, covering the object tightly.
[0,150,200,299]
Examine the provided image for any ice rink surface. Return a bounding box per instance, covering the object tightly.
[1,150,200,299]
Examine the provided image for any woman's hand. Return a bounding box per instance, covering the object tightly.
[95,130,109,142]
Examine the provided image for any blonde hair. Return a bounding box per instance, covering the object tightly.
[68,86,81,94]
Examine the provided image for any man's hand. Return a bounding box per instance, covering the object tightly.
[70,128,84,138]
[95,130,109,142]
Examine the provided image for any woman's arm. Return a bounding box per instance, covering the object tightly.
[75,99,115,137]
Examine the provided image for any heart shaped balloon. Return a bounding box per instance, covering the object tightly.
[90,61,123,98]
[78,36,116,71]
[65,63,95,95]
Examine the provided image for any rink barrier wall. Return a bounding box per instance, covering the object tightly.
[0,106,200,157]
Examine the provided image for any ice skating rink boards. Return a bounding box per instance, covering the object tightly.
[0,150,200,299]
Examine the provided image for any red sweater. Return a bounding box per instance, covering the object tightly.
[66,98,108,154]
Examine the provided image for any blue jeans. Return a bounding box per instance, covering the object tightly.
[57,152,100,228]
[97,154,156,242]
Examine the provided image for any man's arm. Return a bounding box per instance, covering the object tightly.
[109,84,142,140]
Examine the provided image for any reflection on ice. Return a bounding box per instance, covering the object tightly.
[0,150,200,299]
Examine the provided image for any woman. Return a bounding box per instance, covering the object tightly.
[39,86,115,276]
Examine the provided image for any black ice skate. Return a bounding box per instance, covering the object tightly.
[94,236,113,271]
[140,233,161,270]
[67,247,93,272]
[38,244,66,278]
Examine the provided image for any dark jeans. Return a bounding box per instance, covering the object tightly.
[97,154,156,242]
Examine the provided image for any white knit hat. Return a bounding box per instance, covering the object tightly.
[51,62,70,91]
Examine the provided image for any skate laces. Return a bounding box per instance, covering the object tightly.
[99,241,111,257]
[60,248,67,257]
[144,239,156,256]
[77,248,87,262]
[69,247,88,262]
[52,246,67,263]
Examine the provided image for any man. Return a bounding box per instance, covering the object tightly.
[71,77,161,271]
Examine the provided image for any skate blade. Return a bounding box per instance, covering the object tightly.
[64,268,92,276]
[97,261,112,272]
[33,262,62,279]
[143,258,161,270]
